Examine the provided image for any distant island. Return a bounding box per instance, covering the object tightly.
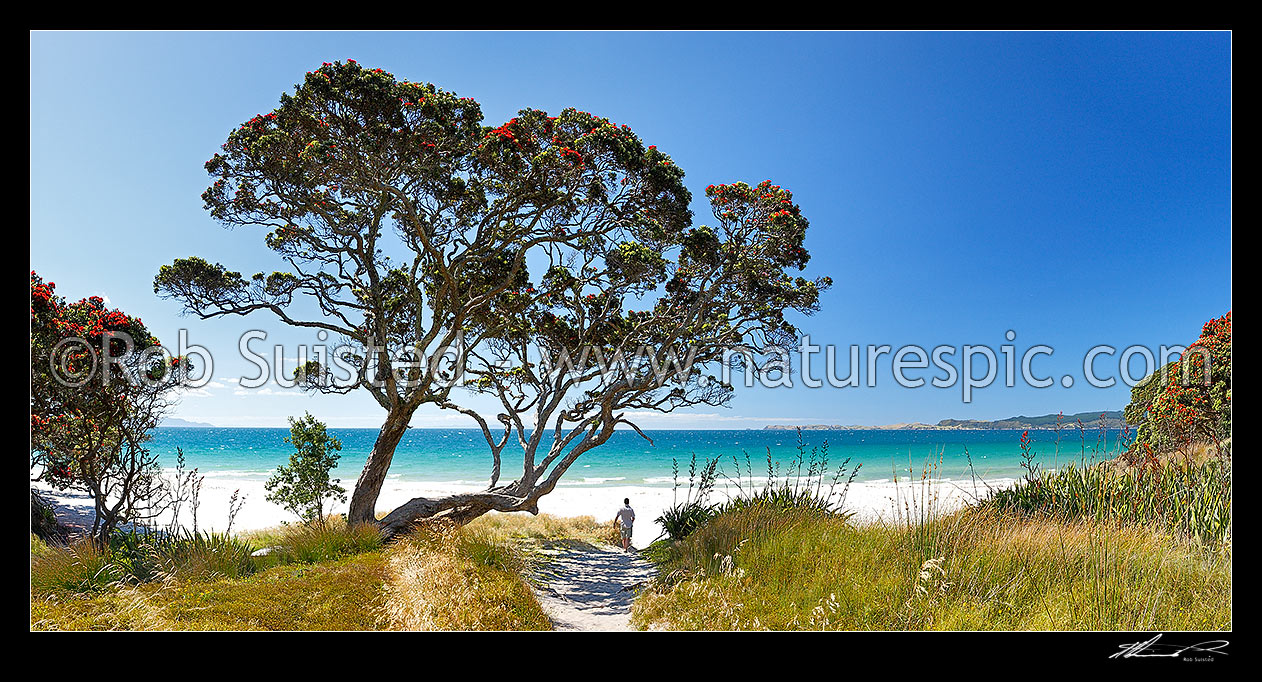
[765,411,1126,431]
[160,417,216,428]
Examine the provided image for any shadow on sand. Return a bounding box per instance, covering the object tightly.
[528,539,657,631]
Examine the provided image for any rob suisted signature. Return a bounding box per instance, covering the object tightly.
[1110,634,1229,660]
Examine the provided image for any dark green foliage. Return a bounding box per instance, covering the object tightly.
[984,458,1231,547]
[657,501,717,543]
[656,454,719,542]
[1123,312,1231,453]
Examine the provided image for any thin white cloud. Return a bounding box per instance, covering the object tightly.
[231,386,307,397]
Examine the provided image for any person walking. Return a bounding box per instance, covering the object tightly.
[614,497,636,552]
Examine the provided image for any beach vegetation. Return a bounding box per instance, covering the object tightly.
[656,454,719,542]
[714,434,859,517]
[380,520,551,630]
[634,426,1230,630]
[32,516,389,630]
[984,454,1230,547]
[107,529,256,584]
[1124,311,1230,454]
[249,517,383,566]
[633,504,1230,631]
[655,435,859,543]
[264,412,347,525]
[31,272,194,543]
[31,537,124,595]
[32,551,388,631]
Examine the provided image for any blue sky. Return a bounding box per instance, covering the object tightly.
[30,31,1231,429]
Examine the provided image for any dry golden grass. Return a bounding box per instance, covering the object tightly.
[465,511,622,545]
[31,513,576,631]
[31,552,388,631]
[380,521,551,631]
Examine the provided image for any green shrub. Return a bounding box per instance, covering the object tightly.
[265,412,347,524]
[105,529,256,583]
[106,531,164,583]
[157,530,256,581]
[656,453,720,542]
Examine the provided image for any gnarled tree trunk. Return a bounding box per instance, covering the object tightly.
[377,492,536,540]
[348,409,412,526]
[374,422,616,539]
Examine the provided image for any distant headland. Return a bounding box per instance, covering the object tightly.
[764,411,1126,431]
[159,417,217,428]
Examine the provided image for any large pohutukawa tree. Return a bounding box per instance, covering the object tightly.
[377,180,831,536]
[153,61,692,525]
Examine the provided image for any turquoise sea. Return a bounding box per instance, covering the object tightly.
[151,427,1126,488]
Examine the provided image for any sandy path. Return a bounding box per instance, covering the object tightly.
[529,540,656,631]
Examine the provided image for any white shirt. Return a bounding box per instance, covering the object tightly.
[616,505,635,527]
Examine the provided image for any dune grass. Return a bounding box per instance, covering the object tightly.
[31,511,571,631]
[31,517,381,601]
[31,517,388,630]
[635,440,1231,631]
[631,505,1230,630]
[244,518,383,566]
[31,551,388,631]
[30,537,124,595]
[154,552,388,630]
[465,511,621,545]
[380,519,551,631]
[375,512,631,631]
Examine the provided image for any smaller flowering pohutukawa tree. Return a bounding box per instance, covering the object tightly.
[1124,311,1231,457]
[30,272,190,542]
[378,180,831,536]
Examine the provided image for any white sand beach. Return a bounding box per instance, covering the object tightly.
[37,472,1013,547]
